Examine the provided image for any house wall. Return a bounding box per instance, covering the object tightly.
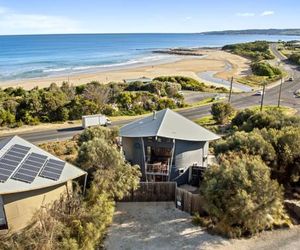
[170,140,208,181]
[2,181,72,232]
[122,136,210,184]
[122,137,146,180]
[122,137,135,162]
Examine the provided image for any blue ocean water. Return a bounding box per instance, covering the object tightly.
[0,33,299,81]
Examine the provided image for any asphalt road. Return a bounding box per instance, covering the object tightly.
[1,47,299,144]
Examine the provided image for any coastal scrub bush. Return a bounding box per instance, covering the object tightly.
[200,153,290,238]
[231,108,300,132]
[214,130,276,163]
[153,76,207,91]
[269,126,300,183]
[251,62,282,77]
[288,53,300,65]
[0,77,185,128]
[218,108,300,185]
[222,41,275,61]
[211,102,235,124]
[77,125,119,146]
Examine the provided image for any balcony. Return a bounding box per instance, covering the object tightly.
[145,162,169,176]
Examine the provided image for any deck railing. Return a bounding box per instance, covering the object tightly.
[145,162,169,175]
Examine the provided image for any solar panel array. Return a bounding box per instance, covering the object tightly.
[0,143,66,184]
[39,159,65,181]
[12,153,48,183]
[0,144,30,183]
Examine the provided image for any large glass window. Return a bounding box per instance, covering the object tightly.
[0,195,7,230]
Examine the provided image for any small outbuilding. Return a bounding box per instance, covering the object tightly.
[0,136,87,233]
[120,109,220,186]
[124,76,152,84]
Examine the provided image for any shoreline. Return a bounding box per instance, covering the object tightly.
[0,48,251,90]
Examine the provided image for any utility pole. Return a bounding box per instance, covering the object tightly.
[228,76,233,103]
[260,84,266,111]
[278,77,283,108]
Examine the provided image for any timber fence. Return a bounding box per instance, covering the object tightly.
[122,182,205,215]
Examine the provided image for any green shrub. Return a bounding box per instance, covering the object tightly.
[154,76,206,91]
[251,62,282,77]
[214,130,276,163]
[200,153,290,238]
[211,102,235,125]
[288,53,300,65]
[222,41,275,61]
[232,109,300,132]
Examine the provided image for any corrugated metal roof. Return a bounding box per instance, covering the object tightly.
[120,109,220,141]
[0,136,86,195]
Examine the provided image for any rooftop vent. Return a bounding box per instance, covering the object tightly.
[153,111,157,120]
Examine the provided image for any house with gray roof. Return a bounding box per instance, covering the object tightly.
[0,136,87,233]
[120,109,220,185]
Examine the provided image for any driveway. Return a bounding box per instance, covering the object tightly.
[104,202,226,250]
[104,202,300,250]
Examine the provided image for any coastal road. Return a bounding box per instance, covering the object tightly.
[1,76,299,144]
[1,47,299,144]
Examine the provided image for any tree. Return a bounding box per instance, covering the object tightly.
[201,153,290,238]
[214,130,276,163]
[77,137,123,172]
[273,127,300,183]
[61,81,76,101]
[83,82,110,108]
[211,102,234,124]
[77,126,119,147]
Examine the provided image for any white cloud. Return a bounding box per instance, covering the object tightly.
[236,12,255,17]
[0,6,80,35]
[261,11,275,16]
[183,16,193,22]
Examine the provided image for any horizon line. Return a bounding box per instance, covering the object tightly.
[1,28,300,37]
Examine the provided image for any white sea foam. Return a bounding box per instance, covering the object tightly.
[43,67,70,73]
[50,54,173,73]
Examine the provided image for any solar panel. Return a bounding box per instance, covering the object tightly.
[39,158,65,181]
[0,144,30,183]
[12,153,48,183]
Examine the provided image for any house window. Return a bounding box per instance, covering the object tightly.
[0,196,8,230]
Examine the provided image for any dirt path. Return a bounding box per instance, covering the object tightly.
[104,202,300,250]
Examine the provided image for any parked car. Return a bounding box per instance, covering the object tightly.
[287,77,294,82]
[213,94,226,100]
[294,89,300,98]
[254,90,263,96]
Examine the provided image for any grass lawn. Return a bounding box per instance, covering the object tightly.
[237,74,285,87]
[194,115,215,126]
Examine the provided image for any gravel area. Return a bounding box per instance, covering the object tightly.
[104,202,300,250]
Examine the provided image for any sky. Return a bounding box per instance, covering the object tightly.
[0,0,298,35]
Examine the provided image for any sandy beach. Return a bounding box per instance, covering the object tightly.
[0,49,250,90]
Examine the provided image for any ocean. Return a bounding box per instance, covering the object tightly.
[0,33,299,82]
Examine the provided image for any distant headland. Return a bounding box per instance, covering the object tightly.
[200,29,300,36]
